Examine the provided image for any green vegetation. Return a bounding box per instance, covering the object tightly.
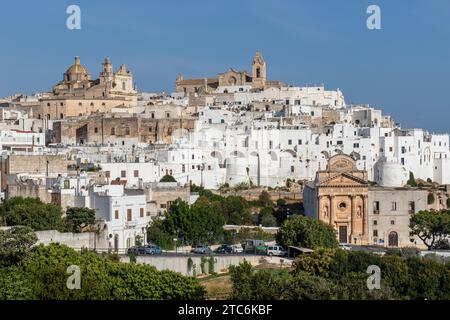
[410,210,450,250]
[0,197,65,231]
[160,175,177,182]
[0,226,37,267]
[0,197,97,233]
[230,249,450,300]
[0,236,205,300]
[276,216,338,249]
[64,207,96,233]
[407,171,417,187]
[148,199,225,247]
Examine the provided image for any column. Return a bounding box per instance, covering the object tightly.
[330,196,335,226]
[362,195,368,237]
[350,195,355,241]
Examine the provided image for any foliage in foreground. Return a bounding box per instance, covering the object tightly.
[0,243,205,300]
[229,249,450,300]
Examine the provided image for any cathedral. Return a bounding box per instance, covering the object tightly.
[35,57,138,120]
[175,51,283,94]
[52,56,137,101]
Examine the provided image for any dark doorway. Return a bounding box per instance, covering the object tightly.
[388,231,398,247]
[339,226,348,243]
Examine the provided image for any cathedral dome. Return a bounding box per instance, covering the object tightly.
[66,56,89,75]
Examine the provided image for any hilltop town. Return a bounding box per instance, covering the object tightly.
[0,51,449,251]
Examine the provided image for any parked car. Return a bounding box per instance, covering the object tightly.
[215,244,233,254]
[231,244,244,253]
[145,244,162,255]
[127,246,146,255]
[191,245,212,254]
[266,245,287,257]
[339,243,352,251]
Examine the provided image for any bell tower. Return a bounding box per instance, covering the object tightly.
[100,57,113,84]
[252,51,266,89]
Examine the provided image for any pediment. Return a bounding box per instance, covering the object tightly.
[317,172,367,187]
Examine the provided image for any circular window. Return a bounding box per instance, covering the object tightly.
[339,202,347,210]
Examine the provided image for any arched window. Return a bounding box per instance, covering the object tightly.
[60,113,64,119]
[125,127,130,135]
[256,67,261,78]
[122,82,126,90]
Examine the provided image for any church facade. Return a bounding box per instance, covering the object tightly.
[34,56,138,120]
[303,154,369,245]
[175,52,282,94]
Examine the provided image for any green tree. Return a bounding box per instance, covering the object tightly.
[19,244,205,300]
[410,210,450,250]
[0,226,37,267]
[259,207,276,227]
[160,175,177,182]
[64,207,96,233]
[162,199,225,245]
[276,198,287,207]
[147,220,175,250]
[0,197,64,231]
[258,191,273,207]
[211,196,252,225]
[276,216,338,249]
[407,171,417,187]
[0,266,36,300]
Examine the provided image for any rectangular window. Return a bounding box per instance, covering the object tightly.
[105,171,110,178]
[288,139,292,145]
[298,139,302,145]
[373,220,377,225]
[290,166,294,173]
[373,201,380,214]
[134,170,139,178]
[408,201,415,214]
[121,170,126,178]
[182,164,185,173]
[391,202,397,211]
[140,208,144,218]
[115,210,119,219]
[373,230,378,237]
[127,209,132,221]
[391,220,395,225]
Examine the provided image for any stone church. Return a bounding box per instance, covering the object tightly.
[303,154,369,245]
[34,56,138,119]
[175,51,283,94]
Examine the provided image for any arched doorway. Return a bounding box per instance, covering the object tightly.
[114,234,119,252]
[388,231,398,247]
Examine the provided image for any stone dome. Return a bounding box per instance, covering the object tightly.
[66,56,89,75]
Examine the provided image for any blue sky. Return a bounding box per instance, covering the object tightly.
[1,0,449,133]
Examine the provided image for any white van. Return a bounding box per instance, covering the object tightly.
[266,245,287,256]
[231,244,244,253]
